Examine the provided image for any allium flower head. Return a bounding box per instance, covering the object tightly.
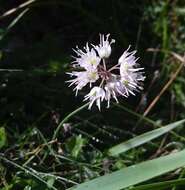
[67,34,145,110]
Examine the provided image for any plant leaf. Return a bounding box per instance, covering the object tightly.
[72,135,86,158]
[108,119,185,156]
[131,178,185,190]
[47,176,55,189]
[68,149,185,190]
[0,127,7,149]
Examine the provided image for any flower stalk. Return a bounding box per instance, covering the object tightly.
[52,103,89,140]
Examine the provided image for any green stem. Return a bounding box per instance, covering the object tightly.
[52,103,89,140]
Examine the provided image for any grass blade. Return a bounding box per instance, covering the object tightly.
[68,149,185,190]
[130,178,185,190]
[108,119,185,156]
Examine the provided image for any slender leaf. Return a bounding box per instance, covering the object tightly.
[68,149,185,190]
[108,119,185,156]
[0,8,29,41]
[131,178,185,190]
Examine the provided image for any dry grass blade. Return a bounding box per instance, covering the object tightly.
[0,0,36,20]
[143,50,185,117]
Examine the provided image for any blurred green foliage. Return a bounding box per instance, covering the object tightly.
[0,127,6,149]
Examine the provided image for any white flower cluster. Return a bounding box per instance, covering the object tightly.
[67,34,145,110]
